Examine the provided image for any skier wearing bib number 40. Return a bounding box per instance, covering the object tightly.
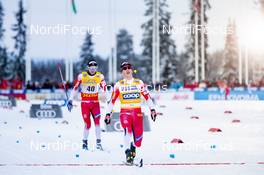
[67,60,106,151]
[104,62,157,166]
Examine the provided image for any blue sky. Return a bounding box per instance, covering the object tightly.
[2,0,261,59]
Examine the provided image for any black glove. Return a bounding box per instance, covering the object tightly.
[104,113,111,125]
[150,109,157,122]
[66,100,73,112]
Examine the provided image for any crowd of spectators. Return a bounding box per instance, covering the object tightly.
[0,78,74,91]
[0,77,23,90]
[26,79,74,91]
[170,77,264,90]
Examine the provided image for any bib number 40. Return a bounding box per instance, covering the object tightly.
[87,86,96,92]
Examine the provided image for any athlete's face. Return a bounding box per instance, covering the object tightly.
[88,66,97,75]
[122,65,132,79]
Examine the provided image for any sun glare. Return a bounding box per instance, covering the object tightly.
[237,13,264,54]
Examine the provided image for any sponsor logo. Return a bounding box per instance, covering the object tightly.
[0,100,12,107]
[122,93,140,100]
[209,94,259,101]
[172,94,189,100]
[40,104,53,110]
[120,86,138,92]
[0,95,9,100]
[44,99,66,106]
[35,110,57,118]
[113,121,123,132]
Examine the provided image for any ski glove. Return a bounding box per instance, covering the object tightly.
[66,100,73,112]
[150,109,157,122]
[104,113,111,125]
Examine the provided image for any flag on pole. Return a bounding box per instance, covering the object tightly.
[71,0,77,14]
[193,0,200,12]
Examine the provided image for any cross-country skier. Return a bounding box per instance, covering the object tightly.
[67,60,106,150]
[104,61,157,164]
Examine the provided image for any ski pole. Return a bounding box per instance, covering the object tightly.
[57,64,69,101]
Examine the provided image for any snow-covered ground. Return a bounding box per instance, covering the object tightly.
[1,99,264,175]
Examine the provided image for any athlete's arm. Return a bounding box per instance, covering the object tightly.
[139,80,155,110]
[69,74,82,101]
[106,82,120,114]
[99,74,107,92]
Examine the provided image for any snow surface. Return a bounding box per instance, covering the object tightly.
[0,99,264,175]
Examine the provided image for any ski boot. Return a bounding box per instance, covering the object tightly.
[125,149,134,164]
[130,143,136,160]
[96,139,103,151]
[82,140,88,150]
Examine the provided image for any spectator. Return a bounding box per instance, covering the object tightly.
[0,78,8,89]
[11,76,23,89]
[26,81,36,91]
[42,79,53,89]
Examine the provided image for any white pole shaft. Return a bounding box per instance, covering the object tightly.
[152,0,157,84]
[245,46,249,85]
[113,46,117,82]
[65,0,69,82]
[65,60,69,81]
[109,49,113,82]
[25,0,31,81]
[69,1,73,82]
[194,7,199,83]
[201,0,205,80]
[112,0,117,82]
[238,45,242,84]
[69,59,73,82]
[108,0,113,83]
[156,0,160,82]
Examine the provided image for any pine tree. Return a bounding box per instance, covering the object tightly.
[0,0,4,42]
[79,32,94,70]
[116,29,135,68]
[222,19,238,82]
[182,0,210,82]
[0,0,10,79]
[12,0,27,81]
[0,48,9,78]
[141,0,178,82]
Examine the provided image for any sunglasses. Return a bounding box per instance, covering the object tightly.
[88,63,97,67]
[122,65,132,71]
[88,66,98,71]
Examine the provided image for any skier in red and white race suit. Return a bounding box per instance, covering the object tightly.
[104,62,157,164]
[67,60,106,150]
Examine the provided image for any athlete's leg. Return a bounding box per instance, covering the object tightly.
[81,102,91,149]
[120,109,133,150]
[91,102,101,140]
[91,101,103,149]
[132,108,144,147]
[120,109,134,163]
[81,102,92,139]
